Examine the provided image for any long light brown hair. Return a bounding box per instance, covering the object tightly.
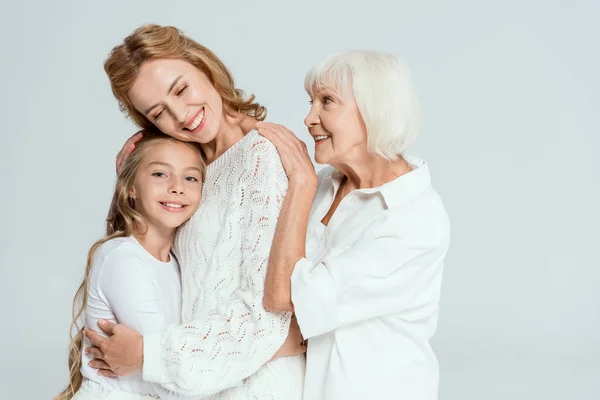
[54,133,204,400]
[104,24,266,132]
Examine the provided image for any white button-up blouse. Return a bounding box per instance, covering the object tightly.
[291,156,451,400]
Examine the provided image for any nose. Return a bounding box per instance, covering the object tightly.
[173,102,188,126]
[168,179,184,195]
[304,105,319,128]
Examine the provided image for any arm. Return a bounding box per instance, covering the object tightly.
[255,122,318,313]
[263,179,316,312]
[255,123,450,338]
[291,217,450,339]
[142,139,294,397]
[98,248,163,335]
[98,247,193,400]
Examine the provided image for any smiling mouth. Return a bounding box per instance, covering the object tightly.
[159,202,189,212]
[314,135,330,143]
[184,107,205,131]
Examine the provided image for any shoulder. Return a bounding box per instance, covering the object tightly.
[240,130,288,188]
[363,188,450,250]
[241,130,279,158]
[406,188,451,241]
[92,237,148,278]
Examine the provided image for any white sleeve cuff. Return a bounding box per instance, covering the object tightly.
[291,257,339,339]
[142,330,166,384]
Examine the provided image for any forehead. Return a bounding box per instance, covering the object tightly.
[143,140,202,166]
[305,60,353,93]
[307,82,354,104]
[128,59,197,105]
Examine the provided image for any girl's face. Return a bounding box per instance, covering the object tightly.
[131,140,203,231]
[128,58,225,144]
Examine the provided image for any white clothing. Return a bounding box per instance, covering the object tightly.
[80,236,189,400]
[73,379,158,400]
[291,157,451,400]
[143,130,305,399]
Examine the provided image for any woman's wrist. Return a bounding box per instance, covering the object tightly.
[288,173,318,194]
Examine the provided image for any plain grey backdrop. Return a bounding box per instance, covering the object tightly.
[1,0,598,399]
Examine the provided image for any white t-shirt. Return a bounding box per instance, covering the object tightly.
[80,236,188,399]
[292,157,451,400]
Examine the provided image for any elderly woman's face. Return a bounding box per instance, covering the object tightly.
[304,85,367,165]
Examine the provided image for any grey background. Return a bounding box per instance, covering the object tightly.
[1,0,598,399]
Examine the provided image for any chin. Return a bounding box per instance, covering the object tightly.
[192,128,218,144]
[314,154,330,165]
[159,218,188,230]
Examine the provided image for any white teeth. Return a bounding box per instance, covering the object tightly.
[315,135,330,142]
[163,202,183,208]
[186,109,205,131]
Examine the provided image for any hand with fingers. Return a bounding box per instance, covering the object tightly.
[255,122,318,189]
[270,315,307,361]
[84,319,143,378]
[115,130,145,174]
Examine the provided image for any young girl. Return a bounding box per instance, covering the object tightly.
[55,134,205,400]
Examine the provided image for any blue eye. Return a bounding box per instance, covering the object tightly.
[152,172,166,178]
[323,96,333,104]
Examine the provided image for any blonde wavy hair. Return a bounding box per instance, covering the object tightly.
[54,134,204,400]
[104,24,266,132]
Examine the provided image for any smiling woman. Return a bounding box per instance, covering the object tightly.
[257,51,450,400]
[62,24,306,400]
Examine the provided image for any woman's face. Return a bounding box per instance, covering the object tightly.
[128,59,224,144]
[304,84,368,165]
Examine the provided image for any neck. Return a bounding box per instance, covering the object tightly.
[334,152,412,191]
[201,113,257,164]
[134,224,175,262]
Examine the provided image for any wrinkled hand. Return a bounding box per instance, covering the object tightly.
[84,319,143,378]
[270,315,307,361]
[115,130,144,174]
[256,122,317,188]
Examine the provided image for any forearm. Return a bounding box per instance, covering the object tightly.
[143,299,290,396]
[264,179,316,311]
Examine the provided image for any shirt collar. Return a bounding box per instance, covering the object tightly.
[328,155,432,209]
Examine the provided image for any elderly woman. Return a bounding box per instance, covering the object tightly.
[257,51,451,400]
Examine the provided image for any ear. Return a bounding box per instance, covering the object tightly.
[129,187,137,199]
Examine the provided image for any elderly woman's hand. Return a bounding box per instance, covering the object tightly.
[256,122,317,188]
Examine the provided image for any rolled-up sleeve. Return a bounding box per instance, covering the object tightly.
[291,220,450,339]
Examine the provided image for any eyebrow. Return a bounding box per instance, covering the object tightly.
[148,161,203,174]
[318,86,342,96]
[147,161,172,168]
[187,166,204,175]
[143,75,184,115]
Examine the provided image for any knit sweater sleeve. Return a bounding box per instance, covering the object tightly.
[142,138,292,397]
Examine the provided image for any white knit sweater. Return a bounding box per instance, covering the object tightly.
[143,130,305,399]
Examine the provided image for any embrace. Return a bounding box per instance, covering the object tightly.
[55,24,450,400]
